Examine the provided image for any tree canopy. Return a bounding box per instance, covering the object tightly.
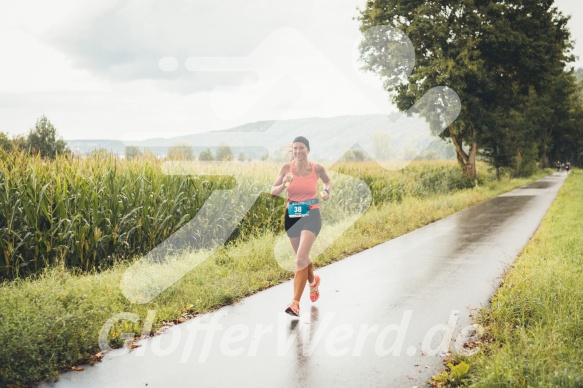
[167,143,195,161]
[27,116,70,159]
[198,148,215,161]
[359,0,580,178]
[215,143,234,161]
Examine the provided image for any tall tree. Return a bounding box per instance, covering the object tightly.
[542,69,583,166]
[359,0,572,179]
[215,142,233,161]
[0,132,11,152]
[27,116,70,159]
[125,146,142,160]
[198,148,215,161]
[167,143,195,161]
[11,135,28,152]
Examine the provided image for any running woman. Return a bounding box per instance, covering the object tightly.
[271,136,332,317]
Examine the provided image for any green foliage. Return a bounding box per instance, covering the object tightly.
[0,152,241,279]
[167,143,194,161]
[11,134,28,151]
[26,116,70,159]
[215,142,233,161]
[340,148,369,162]
[198,148,215,161]
[2,155,426,280]
[0,132,11,152]
[359,0,575,177]
[447,361,470,382]
[0,157,501,280]
[142,148,159,160]
[433,362,470,387]
[512,141,539,178]
[125,146,142,160]
[544,70,583,167]
[413,164,476,195]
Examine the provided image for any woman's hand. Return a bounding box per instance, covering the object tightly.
[271,163,292,197]
[320,190,329,201]
[283,173,294,186]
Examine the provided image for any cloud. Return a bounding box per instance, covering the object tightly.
[0,0,392,139]
[43,0,336,93]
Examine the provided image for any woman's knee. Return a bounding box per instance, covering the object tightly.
[295,255,312,270]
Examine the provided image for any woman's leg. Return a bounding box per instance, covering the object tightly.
[307,263,314,284]
[289,236,315,284]
[293,230,317,302]
[289,237,300,254]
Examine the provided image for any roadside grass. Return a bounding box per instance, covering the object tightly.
[0,167,550,386]
[436,170,583,387]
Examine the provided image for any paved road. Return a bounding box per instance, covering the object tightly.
[47,172,567,388]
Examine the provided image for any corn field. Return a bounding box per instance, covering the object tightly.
[0,151,475,280]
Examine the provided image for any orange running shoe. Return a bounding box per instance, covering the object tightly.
[285,300,300,317]
[309,275,320,302]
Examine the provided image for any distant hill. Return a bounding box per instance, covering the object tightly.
[67,114,456,161]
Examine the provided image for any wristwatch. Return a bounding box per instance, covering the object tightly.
[324,188,330,194]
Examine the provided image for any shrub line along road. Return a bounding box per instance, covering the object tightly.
[46,172,568,388]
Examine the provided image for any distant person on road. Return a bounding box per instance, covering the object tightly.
[556,161,561,172]
[566,161,571,173]
[270,136,332,317]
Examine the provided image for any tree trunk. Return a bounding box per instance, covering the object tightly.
[540,153,549,169]
[451,131,477,181]
[539,127,552,168]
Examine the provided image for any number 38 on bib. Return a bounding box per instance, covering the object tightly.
[287,199,318,218]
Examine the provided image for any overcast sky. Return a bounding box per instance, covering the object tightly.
[1,0,582,141]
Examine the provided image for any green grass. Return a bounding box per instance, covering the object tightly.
[439,170,583,387]
[0,164,550,386]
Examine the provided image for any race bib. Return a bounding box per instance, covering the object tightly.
[288,201,310,218]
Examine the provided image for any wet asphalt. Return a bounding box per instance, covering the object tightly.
[46,172,567,388]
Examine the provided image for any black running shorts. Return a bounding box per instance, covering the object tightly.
[284,208,322,238]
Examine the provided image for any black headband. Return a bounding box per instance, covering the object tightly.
[292,136,310,151]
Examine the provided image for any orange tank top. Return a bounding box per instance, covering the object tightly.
[287,161,319,209]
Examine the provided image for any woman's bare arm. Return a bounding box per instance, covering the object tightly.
[315,163,332,201]
[271,163,291,197]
